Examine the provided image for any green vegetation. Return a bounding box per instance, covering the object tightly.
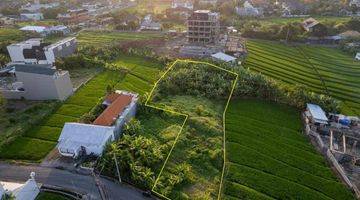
[245,40,360,115]
[99,108,184,189]
[150,61,237,199]
[0,28,25,43]
[36,192,70,200]
[77,31,163,47]
[223,99,354,200]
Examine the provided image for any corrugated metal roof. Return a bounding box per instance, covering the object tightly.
[211,52,236,62]
[307,103,328,124]
[93,94,133,126]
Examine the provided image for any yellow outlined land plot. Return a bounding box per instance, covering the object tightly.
[145,59,238,200]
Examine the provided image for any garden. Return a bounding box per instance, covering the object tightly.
[222,99,355,200]
[244,39,360,115]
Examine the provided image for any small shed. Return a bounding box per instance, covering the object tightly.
[58,123,115,158]
[306,103,328,124]
[211,52,237,63]
[355,53,360,61]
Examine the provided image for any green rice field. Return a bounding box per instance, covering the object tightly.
[0,55,163,161]
[77,31,163,46]
[245,40,360,115]
[223,99,354,200]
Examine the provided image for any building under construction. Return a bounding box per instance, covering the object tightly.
[187,10,220,44]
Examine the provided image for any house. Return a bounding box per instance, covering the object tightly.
[140,15,162,31]
[211,52,237,63]
[199,0,217,5]
[0,172,40,200]
[57,9,90,25]
[235,1,263,17]
[21,0,59,12]
[57,91,138,158]
[48,25,71,36]
[58,123,115,158]
[355,52,360,60]
[19,26,48,36]
[0,64,73,101]
[0,17,16,26]
[350,0,360,7]
[20,13,44,21]
[172,0,193,10]
[302,18,320,32]
[7,37,77,64]
[305,103,328,124]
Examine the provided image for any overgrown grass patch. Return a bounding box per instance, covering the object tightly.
[25,126,62,142]
[0,137,55,161]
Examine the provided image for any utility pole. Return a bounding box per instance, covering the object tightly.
[113,153,122,183]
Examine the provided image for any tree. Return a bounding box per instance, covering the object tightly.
[0,93,7,126]
[311,24,328,38]
[346,18,360,32]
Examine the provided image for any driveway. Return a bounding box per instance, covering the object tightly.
[0,163,152,200]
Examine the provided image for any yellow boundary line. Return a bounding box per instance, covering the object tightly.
[145,59,238,200]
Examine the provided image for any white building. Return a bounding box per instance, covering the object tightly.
[0,64,74,101]
[19,26,48,36]
[236,1,263,17]
[21,0,59,12]
[0,172,40,200]
[140,15,161,31]
[350,0,360,7]
[58,91,138,158]
[7,37,77,65]
[48,25,71,36]
[58,123,115,158]
[20,13,44,21]
[199,0,217,5]
[172,0,193,10]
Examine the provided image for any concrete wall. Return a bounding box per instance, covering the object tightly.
[54,71,73,101]
[15,71,73,100]
[0,89,26,99]
[113,101,137,138]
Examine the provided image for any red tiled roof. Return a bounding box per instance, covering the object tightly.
[93,94,133,126]
[105,93,121,104]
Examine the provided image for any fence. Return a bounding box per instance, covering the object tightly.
[303,120,360,199]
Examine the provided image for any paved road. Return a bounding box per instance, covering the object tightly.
[0,163,151,200]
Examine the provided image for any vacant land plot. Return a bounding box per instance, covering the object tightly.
[245,40,360,115]
[148,61,237,199]
[223,99,354,200]
[77,31,163,47]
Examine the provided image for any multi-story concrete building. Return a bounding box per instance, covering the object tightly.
[7,37,77,65]
[0,64,73,101]
[187,10,220,44]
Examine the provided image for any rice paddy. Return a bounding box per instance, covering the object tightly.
[223,99,354,200]
[245,40,360,115]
